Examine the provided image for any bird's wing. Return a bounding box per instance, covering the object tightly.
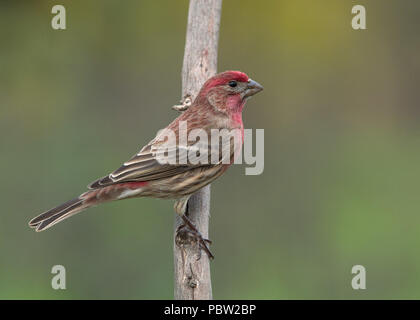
[87,126,233,189]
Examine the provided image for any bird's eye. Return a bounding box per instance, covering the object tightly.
[228,80,237,88]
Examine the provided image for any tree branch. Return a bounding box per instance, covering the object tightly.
[173,0,222,300]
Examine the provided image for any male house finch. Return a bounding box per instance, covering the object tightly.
[29,71,263,258]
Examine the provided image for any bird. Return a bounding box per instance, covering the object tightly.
[29,70,263,258]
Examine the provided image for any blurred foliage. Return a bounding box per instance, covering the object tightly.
[1,0,420,299]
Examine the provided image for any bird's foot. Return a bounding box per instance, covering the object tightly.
[176,215,214,260]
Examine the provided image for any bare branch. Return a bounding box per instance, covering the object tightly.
[173,0,222,300]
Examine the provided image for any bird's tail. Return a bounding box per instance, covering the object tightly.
[29,182,147,231]
[29,192,95,232]
[29,186,116,232]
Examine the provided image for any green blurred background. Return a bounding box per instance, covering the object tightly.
[1,0,420,299]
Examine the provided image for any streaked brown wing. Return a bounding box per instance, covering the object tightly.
[87,134,218,190]
[90,152,187,190]
[88,119,241,190]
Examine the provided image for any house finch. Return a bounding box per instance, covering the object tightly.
[29,70,263,257]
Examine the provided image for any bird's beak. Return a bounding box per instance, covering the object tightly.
[244,79,264,98]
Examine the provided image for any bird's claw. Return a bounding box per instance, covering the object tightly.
[176,222,214,260]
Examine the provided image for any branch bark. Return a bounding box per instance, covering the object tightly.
[173,0,222,300]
